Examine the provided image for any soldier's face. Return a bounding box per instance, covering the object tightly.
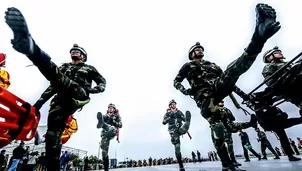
[193,48,204,59]
[108,107,114,113]
[273,51,283,59]
[70,50,84,61]
[170,103,176,109]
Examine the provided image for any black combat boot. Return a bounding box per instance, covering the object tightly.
[222,164,246,171]
[176,153,185,171]
[103,156,109,171]
[289,155,301,161]
[97,112,104,128]
[230,153,242,166]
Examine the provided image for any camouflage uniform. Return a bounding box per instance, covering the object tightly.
[172,4,281,169]
[191,151,196,162]
[234,86,302,161]
[261,47,302,106]
[197,150,201,162]
[162,101,191,171]
[221,107,247,165]
[256,129,279,159]
[3,11,106,171]
[262,60,289,87]
[239,131,261,161]
[26,44,106,171]
[97,105,122,171]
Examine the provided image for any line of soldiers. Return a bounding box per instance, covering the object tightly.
[2,2,301,171]
[171,3,302,171]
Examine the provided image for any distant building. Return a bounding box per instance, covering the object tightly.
[2,125,87,158]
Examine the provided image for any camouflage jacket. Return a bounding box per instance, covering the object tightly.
[35,62,106,106]
[220,107,235,122]
[162,109,185,132]
[174,60,223,96]
[262,60,290,86]
[103,112,122,129]
[257,131,268,142]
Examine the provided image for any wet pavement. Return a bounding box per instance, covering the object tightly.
[102,156,302,171]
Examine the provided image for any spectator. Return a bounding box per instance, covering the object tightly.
[7,141,27,171]
[297,137,302,149]
[0,150,6,171]
[25,151,39,171]
[37,152,46,171]
[60,151,70,171]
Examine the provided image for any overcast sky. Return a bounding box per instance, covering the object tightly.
[0,0,302,161]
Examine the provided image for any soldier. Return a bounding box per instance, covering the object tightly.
[4,7,106,171]
[262,46,302,107]
[255,128,280,160]
[218,101,256,166]
[275,147,282,156]
[97,103,122,171]
[239,129,261,162]
[162,99,191,171]
[148,157,152,166]
[191,151,196,163]
[234,87,302,161]
[196,150,201,162]
[289,138,300,155]
[173,4,280,171]
[262,46,288,87]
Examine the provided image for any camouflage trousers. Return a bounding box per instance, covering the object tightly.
[100,123,118,158]
[224,129,237,162]
[28,45,90,171]
[193,52,258,119]
[169,120,191,155]
[260,140,278,158]
[192,51,258,167]
[210,120,250,167]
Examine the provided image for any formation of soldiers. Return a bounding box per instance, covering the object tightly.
[2,2,302,171]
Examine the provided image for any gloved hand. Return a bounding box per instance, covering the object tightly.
[182,88,193,96]
[5,7,35,56]
[112,120,120,127]
[86,87,98,94]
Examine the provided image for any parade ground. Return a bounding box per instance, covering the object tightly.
[103,156,302,171]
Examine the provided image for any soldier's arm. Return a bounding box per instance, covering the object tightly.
[212,62,223,76]
[90,66,106,93]
[115,114,123,128]
[259,131,267,140]
[233,86,250,101]
[225,108,236,121]
[162,112,170,125]
[173,63,189,94]
[179,111,185,122]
